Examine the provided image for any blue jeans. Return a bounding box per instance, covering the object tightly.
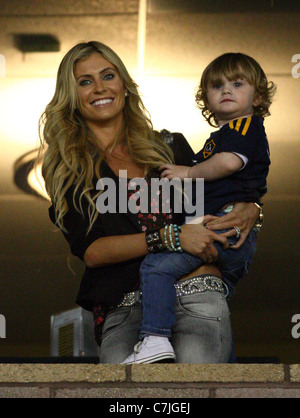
[99,286,232,363]
[139,212,257,337]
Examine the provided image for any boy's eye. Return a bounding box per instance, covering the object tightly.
[233,81,242,87]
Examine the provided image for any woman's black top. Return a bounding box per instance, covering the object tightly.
[48,132,194,311]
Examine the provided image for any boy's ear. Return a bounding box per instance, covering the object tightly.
[205,98,211,111]
[253,93,262,107]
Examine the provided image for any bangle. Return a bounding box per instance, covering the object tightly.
[166,224,183,253]
[173,224,183,252]
[145,227,164,253]
[164,225,172,251]
[253,202,264,228]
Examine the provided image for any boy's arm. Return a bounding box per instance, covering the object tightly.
[160,152,243,181]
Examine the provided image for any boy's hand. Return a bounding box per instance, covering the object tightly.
[159,164,190,180]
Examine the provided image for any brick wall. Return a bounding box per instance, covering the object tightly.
[0,364,299,398]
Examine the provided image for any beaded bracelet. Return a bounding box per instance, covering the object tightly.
[164,224,183,253]
[164,225,173,252]
[173,224,183,252]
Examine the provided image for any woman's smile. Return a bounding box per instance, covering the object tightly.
[91,97,115,107]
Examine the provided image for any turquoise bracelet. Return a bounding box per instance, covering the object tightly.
[173,224,183,252]
[165,224,183,253]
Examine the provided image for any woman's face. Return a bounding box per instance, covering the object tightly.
[74,52,127,127]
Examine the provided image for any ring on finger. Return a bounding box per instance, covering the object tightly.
[234,226,241,239]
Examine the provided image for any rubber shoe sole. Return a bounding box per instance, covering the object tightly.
[125,351,176,365]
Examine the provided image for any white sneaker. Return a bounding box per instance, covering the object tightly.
[121,336,176,364]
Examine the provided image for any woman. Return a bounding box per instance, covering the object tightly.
[39,41,260,363]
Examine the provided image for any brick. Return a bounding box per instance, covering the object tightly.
[290,365,300,382]
[131,364,285,383]
[0,364,126,383]
[55,387,209,398]
[215,388,300,398]
[0,387,50,398]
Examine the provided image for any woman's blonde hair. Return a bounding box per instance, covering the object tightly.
[39,41,174,232]
[195,52,277,127]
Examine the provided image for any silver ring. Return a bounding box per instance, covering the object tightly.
[234,226,241,239]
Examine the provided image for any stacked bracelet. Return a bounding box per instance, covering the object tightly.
[164,224,183,253]
[163,225,172,252]
[145,227,164,253]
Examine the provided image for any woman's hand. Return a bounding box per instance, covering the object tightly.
[203,202,260,249]
[179,223,229,264]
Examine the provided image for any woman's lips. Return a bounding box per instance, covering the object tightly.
[91,98,114,107]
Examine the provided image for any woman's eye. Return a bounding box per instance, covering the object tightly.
[79,79,91,86]
[103,73,114,80]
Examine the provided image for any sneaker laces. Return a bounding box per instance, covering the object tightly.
[133,337,149,360]
[133,339,145,354]
[133,342,141,353]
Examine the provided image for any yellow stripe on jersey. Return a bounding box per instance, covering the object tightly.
[235,118,243,132]
[241,116,252,136]
[228,116,252,136]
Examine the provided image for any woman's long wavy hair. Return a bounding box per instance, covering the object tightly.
[195,52,277,127]
[38,41,174,233]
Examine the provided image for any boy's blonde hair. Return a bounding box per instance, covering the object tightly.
[195,52,277,127]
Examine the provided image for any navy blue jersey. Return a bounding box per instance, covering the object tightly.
[192,116,270,215]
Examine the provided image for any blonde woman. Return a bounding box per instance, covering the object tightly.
[39,41,260,363]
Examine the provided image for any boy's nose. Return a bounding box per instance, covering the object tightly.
[222,84,232,94]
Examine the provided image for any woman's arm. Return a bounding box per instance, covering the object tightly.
[84,233,148,268]
[84,222,229,268]
[204,202,260,249]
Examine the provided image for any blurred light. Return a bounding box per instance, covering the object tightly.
[14,149,49,201]
[139,75,212,151]
[27,159,49,200]
[0,77,56,148]
[137,0,147,80]
[0,77,55,199]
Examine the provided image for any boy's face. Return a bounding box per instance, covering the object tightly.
[206,75,260,125]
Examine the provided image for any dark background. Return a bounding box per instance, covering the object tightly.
[0,0,299,362]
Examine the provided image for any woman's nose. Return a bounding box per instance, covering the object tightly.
[93,79,106,92]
